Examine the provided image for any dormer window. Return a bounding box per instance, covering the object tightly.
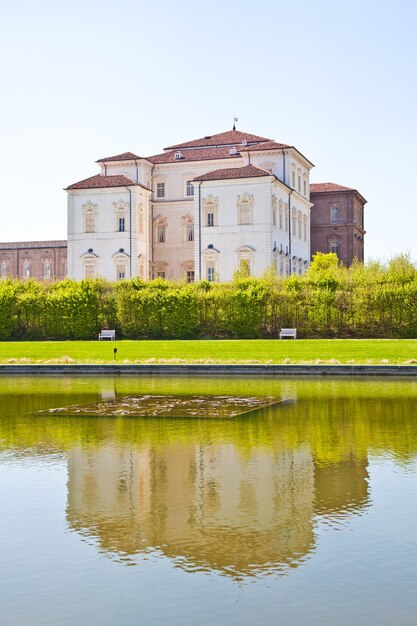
[229,147,238,156]
[174,151,184,160]
[241,140,247,147]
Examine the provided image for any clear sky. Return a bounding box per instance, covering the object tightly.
[1,0,416,261]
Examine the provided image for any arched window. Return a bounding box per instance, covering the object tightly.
[303,173,307,197]
[292,208,297,236]
[236,246,254,275]
[43,259,51,279]
[279,254,284,276]
[182,260,195,282]
[203,248,219,282]
[237,193,254,225]
[23,260,30,278]
[112,251,129,281]
[138,254,146,279]
[330,206,340,223]
[330,240,340,256]
[297,168,302,192]
[117,213,126,232]
[272,195,277,226]
[83,201,97,233]
[278,199,283,230]
[202,195,218,227]
[84,264,95,278]
[113,200,128,232]
[85,210,95,233]
[284,202,288,231]
[182,214,194,242]
[291,164,296,188]
[1,260,8,277]
[116,264,126,280]
[81,252,98,279]
[303,215,308,242]
[154,261,168,279]
[154,215,167,243]
[298,211,302,239]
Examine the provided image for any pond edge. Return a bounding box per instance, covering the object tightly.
[1,364,417,376]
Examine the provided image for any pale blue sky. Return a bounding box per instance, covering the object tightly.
[1,0,416,260]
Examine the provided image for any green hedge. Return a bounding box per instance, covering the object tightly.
[2,253,417,340]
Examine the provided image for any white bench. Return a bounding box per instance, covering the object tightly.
[98,329,116,341]
[279,328,297,339]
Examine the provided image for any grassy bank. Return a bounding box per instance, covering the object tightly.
[1,339,417,365]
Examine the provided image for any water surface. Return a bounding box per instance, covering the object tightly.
[1,377,417,625]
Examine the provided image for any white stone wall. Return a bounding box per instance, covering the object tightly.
[68,143,313,281]
[68,186,151,280]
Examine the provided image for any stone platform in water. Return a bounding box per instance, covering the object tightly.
[40,395,291,419]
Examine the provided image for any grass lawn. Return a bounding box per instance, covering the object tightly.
[1,339,417,364]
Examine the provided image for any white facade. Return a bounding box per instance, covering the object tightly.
[66,130,313,281]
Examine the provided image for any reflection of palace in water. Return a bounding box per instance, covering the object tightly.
[67,440,369,578]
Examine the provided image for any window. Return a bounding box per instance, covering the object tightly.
[292,209,297,235]
[186,181,194,197]
[23,260,30,278]
[207,266,215,282]
[1,260,8,277]
[203,195,218,228]
[157,271,166,279]
[239,201,251,224]
[118,217,125,232]
[186,223,194,241]
[186,270,195,283]
[116,264,126,280]
[85,210,95,233]
[303,215,307,241]
[292,171,295,187]
[237,193,253,225]
[157,224,165,243]
[330,240,340,256]
[43,259,51,278]
[298,175,301,192]
[84,264,95,278]
[303,179,307,196]
[298,211,302,239]
[156,182,165,198]
[330,206,340,223]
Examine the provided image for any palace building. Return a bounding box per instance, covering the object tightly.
[66,129,313,282]
[0,128,366,281]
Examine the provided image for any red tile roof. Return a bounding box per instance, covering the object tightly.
[310,182,367,204]
[165,130,272,150]
[193,164,272,182]
[241,140,290,151]
[66,174,149,190]
[96,151,141,163]
[310,182,354,193]
[147,146,244,164]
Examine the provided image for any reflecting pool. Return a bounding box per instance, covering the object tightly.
[1,377,417,625]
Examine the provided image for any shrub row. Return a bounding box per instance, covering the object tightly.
[2,254,417,340]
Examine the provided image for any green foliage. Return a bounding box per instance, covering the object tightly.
[2,254,417,340]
